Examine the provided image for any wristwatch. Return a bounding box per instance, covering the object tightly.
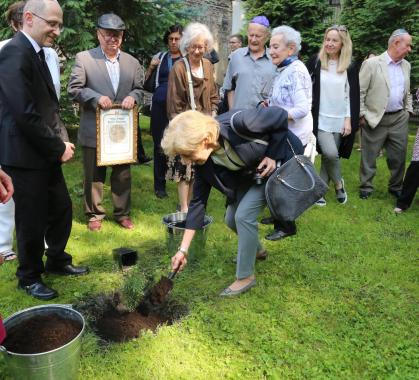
[177,247,188,256]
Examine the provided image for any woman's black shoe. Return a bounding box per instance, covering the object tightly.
[155,190,168,199]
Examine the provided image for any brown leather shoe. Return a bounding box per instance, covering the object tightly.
[88,220,102,231]
[118,218,134,230]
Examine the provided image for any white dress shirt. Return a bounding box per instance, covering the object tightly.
[384,51,404,112]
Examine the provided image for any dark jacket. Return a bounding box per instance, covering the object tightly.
[0,32,65,169]
[185,106,303,229]
[306,55,360,159]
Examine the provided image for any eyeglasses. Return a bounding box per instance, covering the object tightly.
[98,30,124,41]
[189,44,206,52]
[32,12,64,32]
[329,24,347,32]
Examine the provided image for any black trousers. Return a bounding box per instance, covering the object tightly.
[3,165,72,285]
[151,100,168,192]
[397,161,419,210]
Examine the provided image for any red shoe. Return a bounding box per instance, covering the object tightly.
[118,218,134,230]
[88,220,102,231]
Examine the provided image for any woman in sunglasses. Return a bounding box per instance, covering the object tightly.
[307,25,360,206]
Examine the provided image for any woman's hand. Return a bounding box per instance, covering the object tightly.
[342,118,352,137]
[171,251,188,272]
[258,157,276,178]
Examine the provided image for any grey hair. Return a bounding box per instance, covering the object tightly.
[388,28,409,47]
[180,22,214,55]
[24,0,59,14]
[271,25,301,55]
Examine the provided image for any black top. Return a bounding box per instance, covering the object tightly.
[306,55,360,159]
[185,106,304,230]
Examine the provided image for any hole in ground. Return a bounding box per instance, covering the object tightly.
[74,286,188,343]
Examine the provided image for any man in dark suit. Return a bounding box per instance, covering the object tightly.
[68,13,144,232]
[0,0,88,300]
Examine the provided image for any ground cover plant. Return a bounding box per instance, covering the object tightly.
[0,119,418,379]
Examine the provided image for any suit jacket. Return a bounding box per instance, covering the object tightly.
[185,107,303,230]
[68,46,144,147]
[359,51,412,128]
[0,32,65,169]
[306,55,360,159]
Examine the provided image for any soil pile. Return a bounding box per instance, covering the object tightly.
[3,314,82,354]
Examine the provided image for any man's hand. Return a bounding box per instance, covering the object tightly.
[98,96,113,110]
[121,96,135,110]
[0,169,14,204]
[258,157,276,178]
[61,142,75,163]
[171,251,188,272]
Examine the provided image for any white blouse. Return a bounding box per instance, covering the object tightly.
[318,60,350,133]
[269,59,313,146]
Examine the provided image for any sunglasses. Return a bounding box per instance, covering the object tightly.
[328,25,347,32]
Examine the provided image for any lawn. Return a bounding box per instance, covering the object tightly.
[0,119,418,380]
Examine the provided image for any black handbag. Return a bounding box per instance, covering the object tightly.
[265,140,328,221]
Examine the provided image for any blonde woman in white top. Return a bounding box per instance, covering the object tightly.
[307,26,360,206]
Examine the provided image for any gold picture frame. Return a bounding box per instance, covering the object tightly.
[96,104,138,166]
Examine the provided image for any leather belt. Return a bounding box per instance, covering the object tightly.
[384,109,403,115]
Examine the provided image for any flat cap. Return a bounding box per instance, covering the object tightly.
[97,13,126,31]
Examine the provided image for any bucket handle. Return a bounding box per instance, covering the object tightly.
[0,345,7,354]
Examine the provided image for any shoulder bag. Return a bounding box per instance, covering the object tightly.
[265,139,328,222]
[143,52,166,93]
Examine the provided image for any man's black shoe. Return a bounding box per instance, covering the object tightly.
[260,216,275,225]
[46,264,89,276]
[265,229,296,241]
[155,190,168,199]
[18,281,58,300]
[388,189,402,199]
[359,190,372,199]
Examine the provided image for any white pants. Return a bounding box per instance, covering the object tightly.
[0,197,14,253]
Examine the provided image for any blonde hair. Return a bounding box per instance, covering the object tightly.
[319,26,352,73]
[161,110,219,157]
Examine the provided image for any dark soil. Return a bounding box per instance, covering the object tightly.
[3,314,82,354]
[148,276,173,305]
[95,310,167,342]
[75,290,188,343]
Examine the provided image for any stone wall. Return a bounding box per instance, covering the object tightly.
[184,0,233,85]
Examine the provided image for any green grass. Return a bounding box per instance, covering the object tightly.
[0,119,418,379]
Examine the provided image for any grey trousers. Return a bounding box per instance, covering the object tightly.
[225,183,265,279]
[360,111,409,193]
[82,147,131,222]
[317,130,342,185]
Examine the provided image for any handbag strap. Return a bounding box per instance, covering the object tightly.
[276,142,316,191]
[154,52,167,89]
[182,57,196,111]
[230,111,269,146]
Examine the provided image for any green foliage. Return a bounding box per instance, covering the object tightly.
[244,0,332,60]
[121,268,148,311]
[340,0,418,86]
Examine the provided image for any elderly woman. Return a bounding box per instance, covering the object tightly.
[307,25,359,206]
[145,24,183,199]
[261,25,313,241]
[161,107,303,296]
[166,23,219,213]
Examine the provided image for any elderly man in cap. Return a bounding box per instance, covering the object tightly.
[68,13,143,231]
[223,16,276,110]
[359,29,413,200]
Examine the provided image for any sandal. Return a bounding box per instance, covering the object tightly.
[0,250,17,261]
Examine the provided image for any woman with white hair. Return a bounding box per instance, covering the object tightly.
[166,22,219,213]
[307,25,360,206]
[261,25,313,241]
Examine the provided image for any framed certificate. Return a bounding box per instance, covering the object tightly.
[96,105,138,166]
